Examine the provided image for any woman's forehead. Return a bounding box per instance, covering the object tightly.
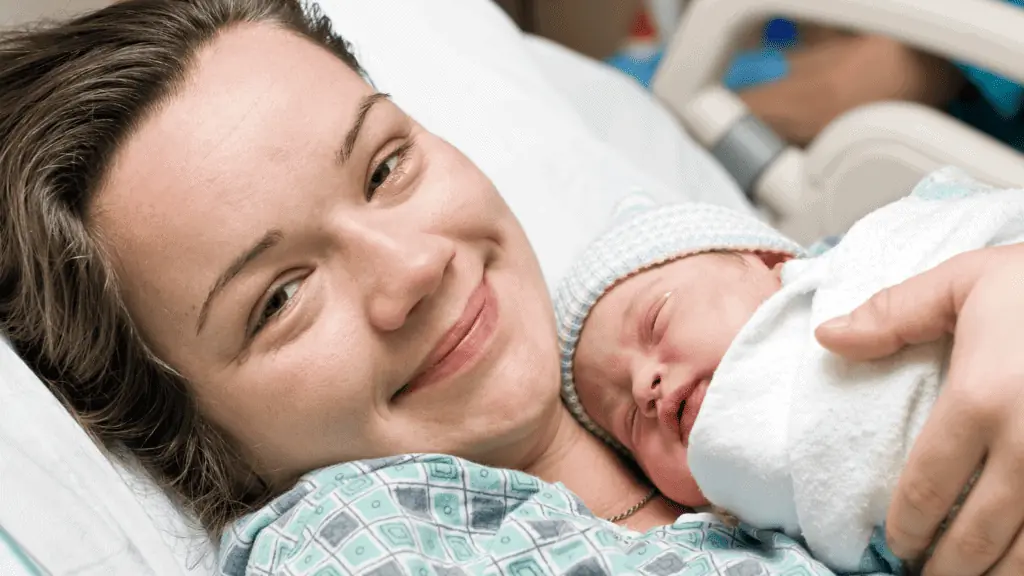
[97,24,370,215]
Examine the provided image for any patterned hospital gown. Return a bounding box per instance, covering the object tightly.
[218,454,867,575]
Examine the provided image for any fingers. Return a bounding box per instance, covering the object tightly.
[885,397,986,563]
[815,251,985,361]
[861,243,1024,571]
[886,326,991,562]
[923,464,1024,576]
[990,523,1024,576]
[924,371,1024,576]
[907,274,1024,573]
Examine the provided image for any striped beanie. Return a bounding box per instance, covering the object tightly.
[553,199,806,452]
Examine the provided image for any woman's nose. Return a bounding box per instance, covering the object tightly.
[632,369,663,418]
[351,225,456,332]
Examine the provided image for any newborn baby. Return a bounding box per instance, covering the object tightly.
[554,167,1024,574]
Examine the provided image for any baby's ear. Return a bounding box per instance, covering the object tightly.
[758,251,791,269]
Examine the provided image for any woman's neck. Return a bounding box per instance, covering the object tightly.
[521,407,683,531]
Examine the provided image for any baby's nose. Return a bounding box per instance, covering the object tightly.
[633,374,663,417]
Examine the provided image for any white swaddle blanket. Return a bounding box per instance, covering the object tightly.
[687,167,1024,572]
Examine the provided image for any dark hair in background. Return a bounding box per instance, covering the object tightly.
[0,0,363,535]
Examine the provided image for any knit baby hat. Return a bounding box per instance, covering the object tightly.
[553,199,806,452]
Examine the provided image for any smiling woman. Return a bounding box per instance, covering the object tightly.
[2,0,575,533]
[89,20,570,496]
[0,0,746,556]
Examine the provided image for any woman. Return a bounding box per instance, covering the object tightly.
[0,1,1021,574]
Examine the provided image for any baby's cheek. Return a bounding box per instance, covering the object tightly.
[636,442,709,508]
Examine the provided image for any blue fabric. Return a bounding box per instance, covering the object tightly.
[957,0,1024,118]
[723,49,790,92]
[957,64,1024,120]
[722,18,796,91]
[948,0,1024,151]
[605,50,662,88]
[218,454,868,575]
[861,527,905,575]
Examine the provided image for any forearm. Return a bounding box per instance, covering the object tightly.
[739,35,965,145]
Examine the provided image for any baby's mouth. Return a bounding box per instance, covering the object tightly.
[661,380,696,440]
[660,376,712,445]
[677,379,712,445]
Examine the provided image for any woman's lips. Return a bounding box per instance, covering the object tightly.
[401,278,498,397]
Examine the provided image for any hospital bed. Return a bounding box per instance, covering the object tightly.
[655,0,1024,243]
[2,0,1024,574]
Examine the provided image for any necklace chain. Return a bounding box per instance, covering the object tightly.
[605,487,659,523]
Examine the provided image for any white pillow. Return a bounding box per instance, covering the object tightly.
[522,35,749,220]
[323,0,751,284]
[0,338,201,575]
[0,1,750,574]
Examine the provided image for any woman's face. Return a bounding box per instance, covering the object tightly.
[90,24,560,484]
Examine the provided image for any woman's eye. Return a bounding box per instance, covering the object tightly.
[253,278,301,335]
[368,154,398,196]
[366,141,415,200]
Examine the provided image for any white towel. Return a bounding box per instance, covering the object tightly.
[687,167,1024,571]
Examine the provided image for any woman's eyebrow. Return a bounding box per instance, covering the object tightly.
[196,229,284,335]
[337,92,391,164]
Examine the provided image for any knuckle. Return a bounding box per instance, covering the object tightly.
[901,476,948,519]
[957,386,1004,430]
[859,286,896,324]
[950,527,1003,565]
[885,520,930,558]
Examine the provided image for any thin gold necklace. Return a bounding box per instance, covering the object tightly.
[605,487,659,523]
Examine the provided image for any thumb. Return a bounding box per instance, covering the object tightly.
[814,252,983,361]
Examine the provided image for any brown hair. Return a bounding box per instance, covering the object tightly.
[0,0,363,535]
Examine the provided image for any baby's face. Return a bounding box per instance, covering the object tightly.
[574,251,784,506]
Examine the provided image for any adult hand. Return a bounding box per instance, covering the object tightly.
[815,243,1024,575]
[739,33,963,146]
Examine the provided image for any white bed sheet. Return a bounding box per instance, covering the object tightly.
[0,1,750,574]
